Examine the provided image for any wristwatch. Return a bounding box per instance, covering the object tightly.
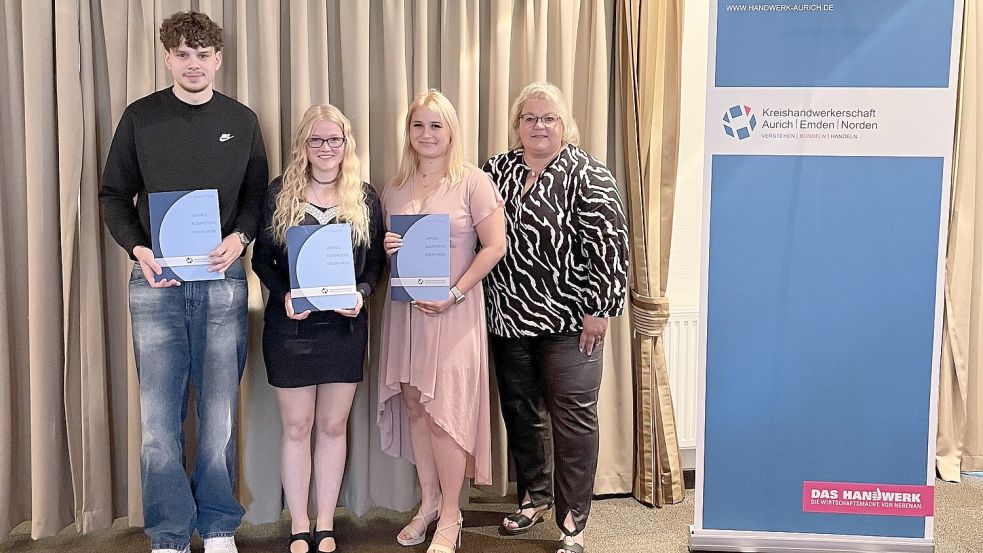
[234,231,251,246]
[450,286,466,304]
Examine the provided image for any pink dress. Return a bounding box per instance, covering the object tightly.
[377,165,504,486]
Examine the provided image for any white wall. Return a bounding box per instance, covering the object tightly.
[666,0,710,470]
[666,0,709,312]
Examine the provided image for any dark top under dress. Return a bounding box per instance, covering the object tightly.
[253,176,386,387]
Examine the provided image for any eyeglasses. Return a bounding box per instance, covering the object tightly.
[306,136,346,149]
[519,113,560,128]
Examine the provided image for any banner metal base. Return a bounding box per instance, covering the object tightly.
[690,527,934,553]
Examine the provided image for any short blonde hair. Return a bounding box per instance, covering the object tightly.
[508,81,580,149]
[391,89,466,188]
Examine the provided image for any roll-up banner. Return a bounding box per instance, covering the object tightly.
[693,2,963,552]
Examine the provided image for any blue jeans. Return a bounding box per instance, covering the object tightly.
[128,260,248,550]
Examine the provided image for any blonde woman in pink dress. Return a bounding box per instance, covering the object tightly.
[377,89,505,553]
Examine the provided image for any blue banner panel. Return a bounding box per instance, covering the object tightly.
[715,0,954,88]
[702,155,941,537]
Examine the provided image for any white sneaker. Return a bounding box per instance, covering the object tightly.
[203,536,239,553]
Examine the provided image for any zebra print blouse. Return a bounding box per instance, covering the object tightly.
[481,144,629,338]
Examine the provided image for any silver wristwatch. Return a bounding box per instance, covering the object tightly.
[450,286,466,304]
[234,231,251,246]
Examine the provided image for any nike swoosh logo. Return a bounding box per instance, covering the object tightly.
[219,133,234,142]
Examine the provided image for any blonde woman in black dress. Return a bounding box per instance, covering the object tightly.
[253,104,385,553]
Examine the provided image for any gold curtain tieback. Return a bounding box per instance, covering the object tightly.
[629,290,670,337]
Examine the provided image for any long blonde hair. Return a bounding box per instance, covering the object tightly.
[508,81,581,150]
[390,89,466,188]
[271,104,369,246]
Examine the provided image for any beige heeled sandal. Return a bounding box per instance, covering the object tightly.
[426,512,463,553]
[396,503,440,546]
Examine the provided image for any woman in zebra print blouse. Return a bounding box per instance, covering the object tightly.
[482,82,629,553]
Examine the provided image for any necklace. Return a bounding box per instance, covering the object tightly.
[416,168,444,183]
[411,173,442,213]
[523,150,555,179]
[309,180,336,207]
[521,166,543,197]
[311,174,339,185]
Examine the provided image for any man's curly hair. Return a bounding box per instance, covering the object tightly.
[159,11,224,52]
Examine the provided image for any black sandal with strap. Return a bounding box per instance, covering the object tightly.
[313,529,336,553]
[558,527,585,553]
[288,531,313,553]
[501,500,552,535]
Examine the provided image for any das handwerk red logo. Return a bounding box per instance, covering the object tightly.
[802,481,934,517]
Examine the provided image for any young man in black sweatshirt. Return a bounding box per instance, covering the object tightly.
[99,11,268,553]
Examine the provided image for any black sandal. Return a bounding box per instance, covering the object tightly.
[288,531,312,553]
[501,500,552,535]
[558,527,585,553]
[313,529,336,553]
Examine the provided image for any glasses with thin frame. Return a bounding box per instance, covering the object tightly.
[306,136,346,149]
[520,113,560,128]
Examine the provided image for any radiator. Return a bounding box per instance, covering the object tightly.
[663,307,700,469]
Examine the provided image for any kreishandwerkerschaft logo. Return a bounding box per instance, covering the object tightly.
[723,104,757,140]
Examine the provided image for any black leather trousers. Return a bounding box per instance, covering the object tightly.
[490,331,603,535]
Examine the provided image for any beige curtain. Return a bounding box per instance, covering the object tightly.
[616,0,684,506]
[937,0,983,483]
[0,0,641,539]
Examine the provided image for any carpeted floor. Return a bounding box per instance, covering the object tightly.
[4,476,982,553]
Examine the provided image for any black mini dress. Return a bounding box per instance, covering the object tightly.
[252,177,385,388]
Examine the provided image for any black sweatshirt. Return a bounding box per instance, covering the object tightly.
[100,88,269,258]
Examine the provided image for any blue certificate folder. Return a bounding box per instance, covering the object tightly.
[390,214,450,302]
[148,189,223,282]
[287,223,358,312]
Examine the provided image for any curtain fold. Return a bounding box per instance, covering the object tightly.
[3,0,645,539]
[59,0,116,533]
[937,0,983,483]
[0,0,32,539]
[476,0,514,497]
[617,0,685,507]
[23,0,76,538]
